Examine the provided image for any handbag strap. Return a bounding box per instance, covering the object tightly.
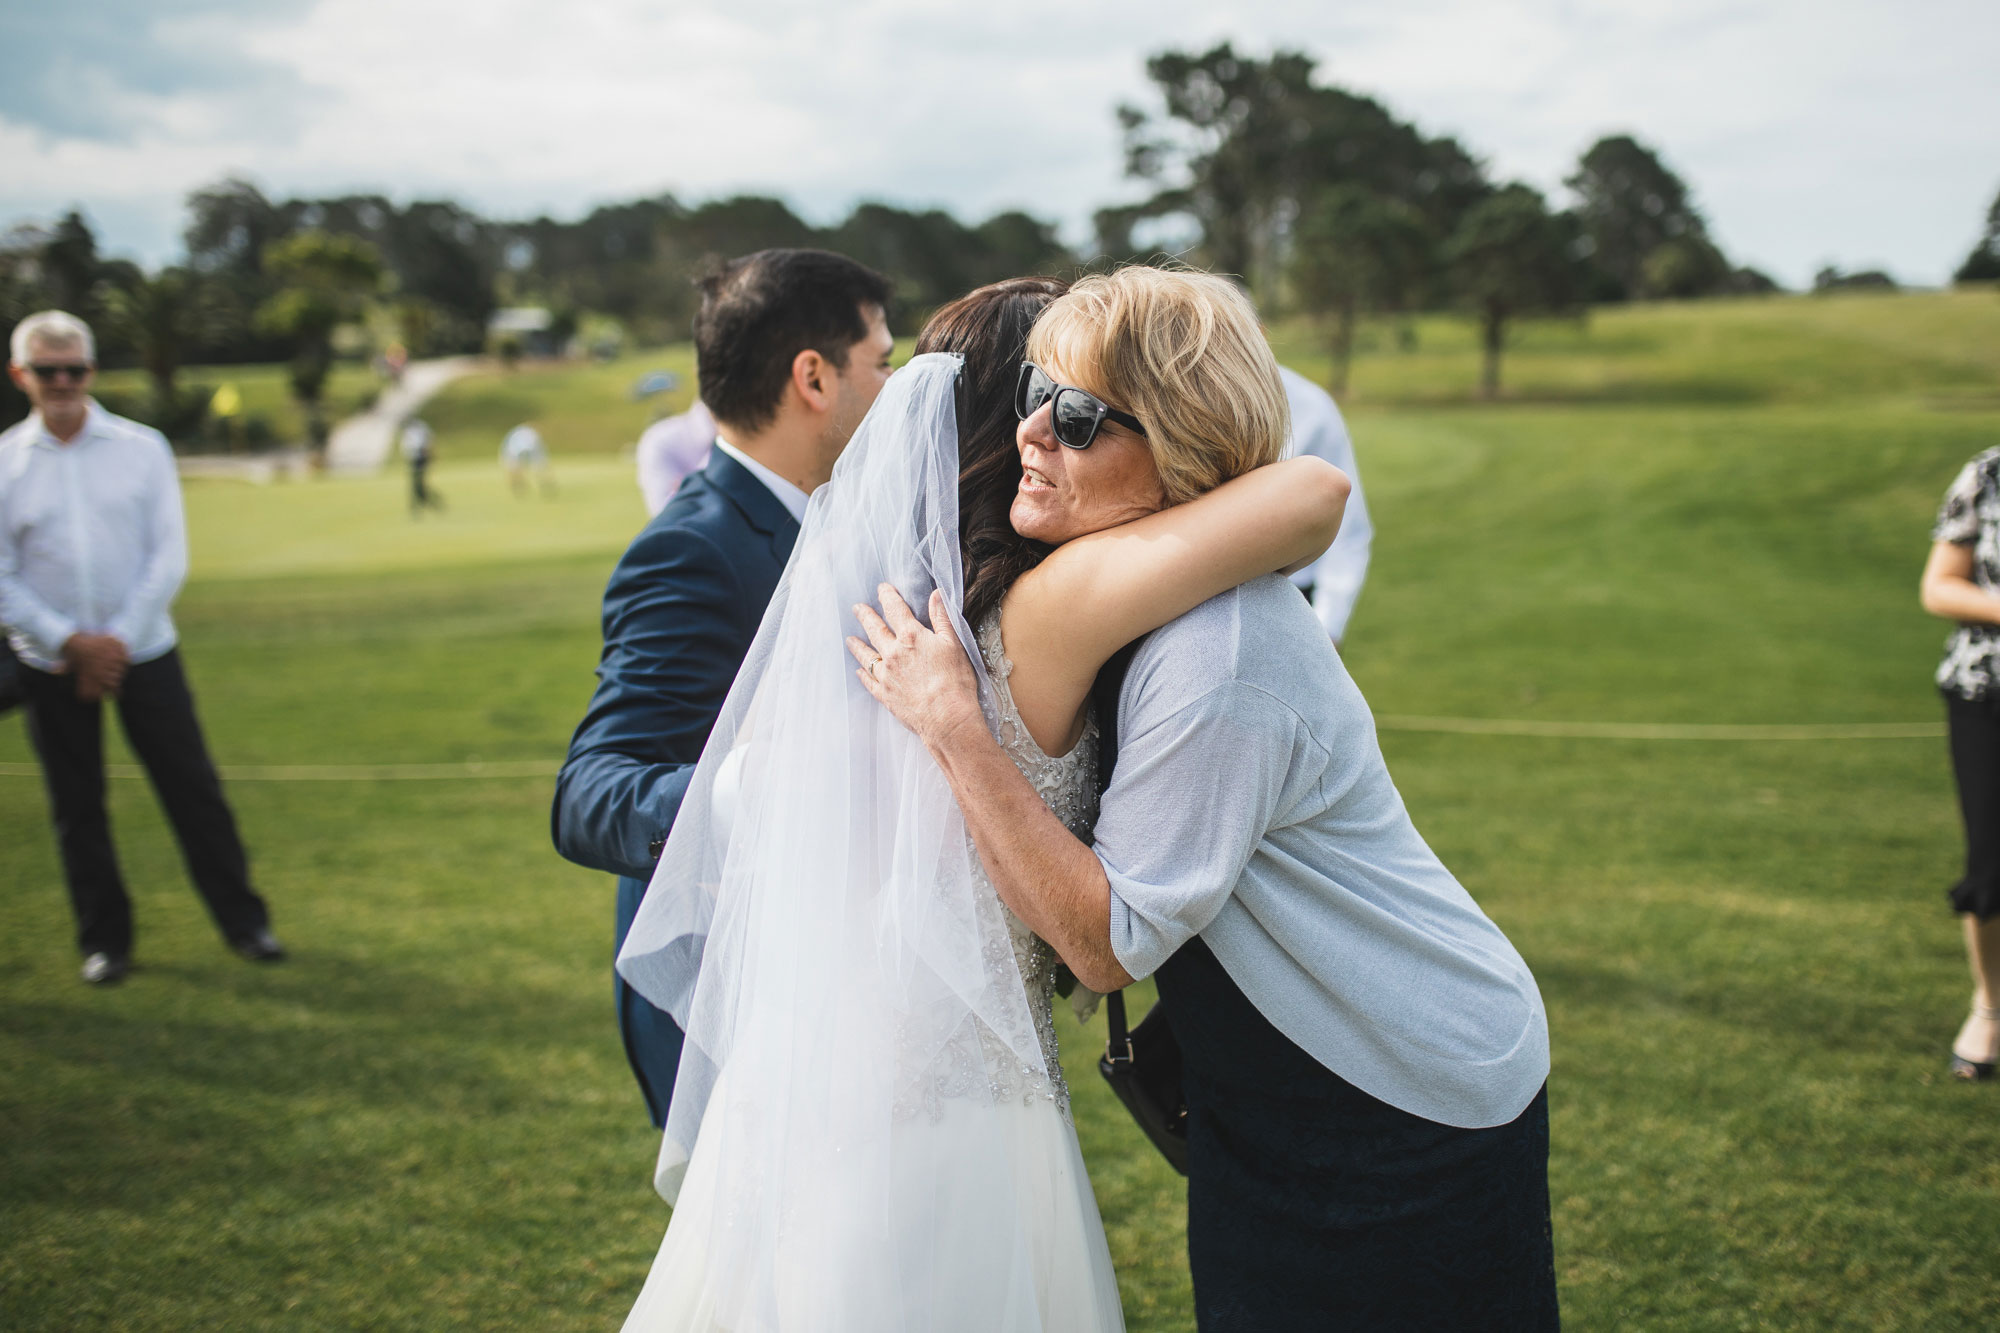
[1092,639,1146,1072]
[1104,988,1133,1066]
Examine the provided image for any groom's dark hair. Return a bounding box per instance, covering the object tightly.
[694,249,893,432]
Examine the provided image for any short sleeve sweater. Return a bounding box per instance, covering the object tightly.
[1934,447,2000,701]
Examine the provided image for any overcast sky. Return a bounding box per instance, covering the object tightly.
[3,0,1995,287]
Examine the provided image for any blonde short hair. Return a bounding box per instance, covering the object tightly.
[1026,266,1288,505]
[10,310,95,366]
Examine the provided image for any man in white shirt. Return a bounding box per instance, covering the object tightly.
[1,311,281,986]
[1280,367,1373,643]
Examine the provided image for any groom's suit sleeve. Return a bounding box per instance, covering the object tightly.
[552,520,749,882]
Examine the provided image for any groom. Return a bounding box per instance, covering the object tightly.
[552,249,894,1126]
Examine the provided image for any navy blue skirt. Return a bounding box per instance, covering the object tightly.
[1155,938,1559,1331]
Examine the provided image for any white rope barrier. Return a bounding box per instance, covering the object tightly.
[1376,716,1943,741]
[0,717,1945,784]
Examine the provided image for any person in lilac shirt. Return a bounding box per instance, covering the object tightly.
[636,400,717,517]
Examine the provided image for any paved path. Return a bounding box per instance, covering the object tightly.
[324,356,480,473]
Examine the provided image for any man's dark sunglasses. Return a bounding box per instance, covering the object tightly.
[1014,361,1147,450]
[28,363,91,383]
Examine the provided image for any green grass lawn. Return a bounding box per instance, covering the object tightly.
[5,291,2000,1329]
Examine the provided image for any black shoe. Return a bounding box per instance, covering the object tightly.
[80,952,130,985]
[1951,1054,1995,1081]
[1951,1003,2000,1081]
[230,929,287,963]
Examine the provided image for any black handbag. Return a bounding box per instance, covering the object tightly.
[1098,987,1188,1175]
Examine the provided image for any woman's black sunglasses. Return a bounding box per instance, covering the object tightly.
[1014,361,1147,450]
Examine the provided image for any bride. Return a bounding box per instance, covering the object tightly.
[614,275,1348,1331]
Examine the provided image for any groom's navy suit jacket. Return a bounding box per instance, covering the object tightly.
[552,448,800,1126]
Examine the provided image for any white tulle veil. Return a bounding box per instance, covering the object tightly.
[615,353,1092,1326]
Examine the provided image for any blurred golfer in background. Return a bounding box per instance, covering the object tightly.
[502,420,555,497]
[401,415,443,515]
[0,310,282,986]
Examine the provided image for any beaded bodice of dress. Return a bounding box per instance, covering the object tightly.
[973,611,1101,1112]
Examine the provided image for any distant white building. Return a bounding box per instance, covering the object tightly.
[487,306,557,358]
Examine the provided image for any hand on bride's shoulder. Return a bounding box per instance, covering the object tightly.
[849,586,985,751]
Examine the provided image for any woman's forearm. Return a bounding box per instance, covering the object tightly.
[926,713,1135,993]
[1015,459,1349,678]
[1922,573,2000,626]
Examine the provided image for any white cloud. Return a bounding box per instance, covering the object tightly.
[3,0,1995,285]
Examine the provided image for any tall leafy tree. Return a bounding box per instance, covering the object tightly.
[1565,135,1714,300]
[0,224,52,425]
[505,193,819,340]
[385,201,499,350]
[1290,185,1430,394]
[97,267,211,411]
[182,178,294,363]
[1639,236,1732,300]
[506,194,690,335]
[1955,185,2000,283]
[185,178,286,280]
[1117,45,1321,295]
[828,205,1072,318]
[1115,44,1488,305]
[1093,199,1173,263]
[829,204,981,314]
[42,211,104,316]
[1444,186,1584,399]
[676,195,819,258]
[255,231,384,452]
[969,211,1072,283]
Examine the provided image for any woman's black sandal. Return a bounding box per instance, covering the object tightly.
[1950,1003,2000,1081]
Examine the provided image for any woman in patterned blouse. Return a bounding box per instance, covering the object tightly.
[1922,445,2000,1079]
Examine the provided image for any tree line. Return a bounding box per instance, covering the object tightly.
[1104,45,1781,396]
[0,183,1072,436]
[7,41,1994,438]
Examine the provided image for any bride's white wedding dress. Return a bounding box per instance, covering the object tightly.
[614,355,1125,1332]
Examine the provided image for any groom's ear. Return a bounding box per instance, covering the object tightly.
[791,348,836,415]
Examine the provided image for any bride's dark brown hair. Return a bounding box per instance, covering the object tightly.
[915,276,1069,627]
